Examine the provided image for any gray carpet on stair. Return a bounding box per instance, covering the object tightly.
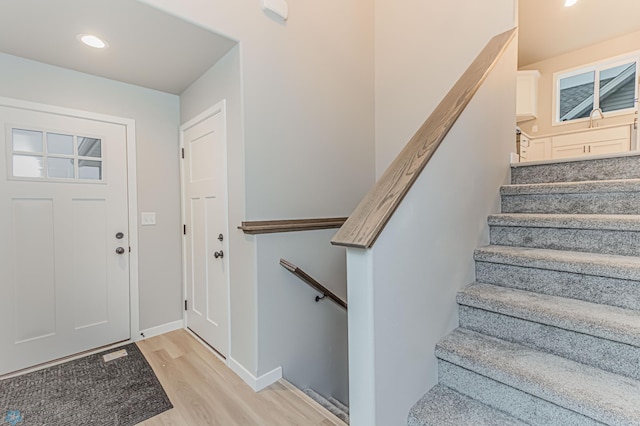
[407,384,526,426]
[474,245,640,281]
[436,329,640,425]
[303,388,349,424]
[458,283,640,346]
[511,154,640,184]
[0,343,172,426]
[460,306,640,380]
[409,155,640,425]
[475,260,640,310]
[438,361,603,426]
[488,213,640,231]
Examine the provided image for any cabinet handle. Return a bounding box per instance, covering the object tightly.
[588,145,591,153]
[583,146,586,153]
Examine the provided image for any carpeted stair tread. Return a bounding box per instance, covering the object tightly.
[474,245,640,281]
[303,388,349,424]
[328,396,349,415]
[500,178,640,196]
[488,213,640,231]
[407,384,526,426]
[436,329,640,425]
[460,305,640,381]
[510,153,640,185]
[458,283,640,347]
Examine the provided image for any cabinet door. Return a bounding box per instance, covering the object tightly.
[588,139,630,156]
[521,137,550,162]
[552,144,587,160]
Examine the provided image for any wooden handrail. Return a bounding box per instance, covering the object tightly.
[239,217,348,235]
[331,28,517,249]
[280,259,348,310]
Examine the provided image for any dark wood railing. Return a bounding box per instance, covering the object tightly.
[239,217,348,235]
[331,28,516,249]
[280,259,347,309]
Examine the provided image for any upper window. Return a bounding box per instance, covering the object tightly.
[10,127,103,181]
[555,55,639,124]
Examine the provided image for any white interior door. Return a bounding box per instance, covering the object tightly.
[0,105,130,375]
[182,102,230,358]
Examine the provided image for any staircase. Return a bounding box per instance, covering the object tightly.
[408,154,640,425]
[304,388,350,424]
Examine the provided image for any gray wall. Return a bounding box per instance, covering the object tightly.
[179,45,259,373]
[256,230,349,402]
[0,52,183,331]
[181,41,351,402]
[145,0,376,379]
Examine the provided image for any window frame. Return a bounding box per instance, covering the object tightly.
[552,52,640,126]
[6,124,106,184]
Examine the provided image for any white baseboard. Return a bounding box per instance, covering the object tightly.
[229,357,282,392]
[138,319,185,340]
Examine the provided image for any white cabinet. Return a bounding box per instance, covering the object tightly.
[550,126,631,160]
[516,70,540,122]
[522,125,631,162]
[520,137,551,162]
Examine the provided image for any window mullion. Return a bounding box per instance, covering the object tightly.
[594,69,601,110]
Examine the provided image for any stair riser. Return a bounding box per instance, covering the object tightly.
[438,361,601,426]
[489,226,640,256]
[511,155,640,185]
[459,307,640,381]
[501,192,640,214]
[475,261,640,311]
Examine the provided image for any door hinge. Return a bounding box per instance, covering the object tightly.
[181,148,185,159]
[183,224,187,235]
[185,300,188,311]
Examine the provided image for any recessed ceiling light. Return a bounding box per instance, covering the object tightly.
[77,34,108,49]
[564,0,578,7]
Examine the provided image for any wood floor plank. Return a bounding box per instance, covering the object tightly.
[137,329,345,426]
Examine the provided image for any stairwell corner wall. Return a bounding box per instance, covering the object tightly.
[347,40,517,425]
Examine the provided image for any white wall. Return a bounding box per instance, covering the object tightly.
[0,53,183,332]
[344,2,517,424]
[375,0,517,176]
[347,41,517,425]
[144,0,376,381]
[519,29,640,137]
[256,229,349,402]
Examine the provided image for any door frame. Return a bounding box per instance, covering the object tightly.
[0,96,140,342]
[179,99,232,363]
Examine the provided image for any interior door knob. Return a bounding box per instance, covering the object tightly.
[115,247,126,255]
[214,250,224,259]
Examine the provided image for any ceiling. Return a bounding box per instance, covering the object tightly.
[0,0,236,95]
[519,0,640,67]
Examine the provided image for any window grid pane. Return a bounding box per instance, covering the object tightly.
[13,129,43,153]
[10,128,104,182]
[599,63,636,114]
[13,155,44,178]
[47,133,74,155]
[559,71,595,121]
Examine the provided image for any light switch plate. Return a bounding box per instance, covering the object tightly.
[141,212,156,226]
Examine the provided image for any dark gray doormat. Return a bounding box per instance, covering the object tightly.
[0,343,172,426]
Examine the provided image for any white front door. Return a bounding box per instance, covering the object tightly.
[182,102,230,357]
[0,105,130,375]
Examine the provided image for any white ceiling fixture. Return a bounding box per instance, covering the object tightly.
[564,0,578,7]
[78,34,108,49]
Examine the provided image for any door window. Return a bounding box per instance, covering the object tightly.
[9,128,103,181]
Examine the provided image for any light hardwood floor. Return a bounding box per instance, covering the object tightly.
[137,330,346,426]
